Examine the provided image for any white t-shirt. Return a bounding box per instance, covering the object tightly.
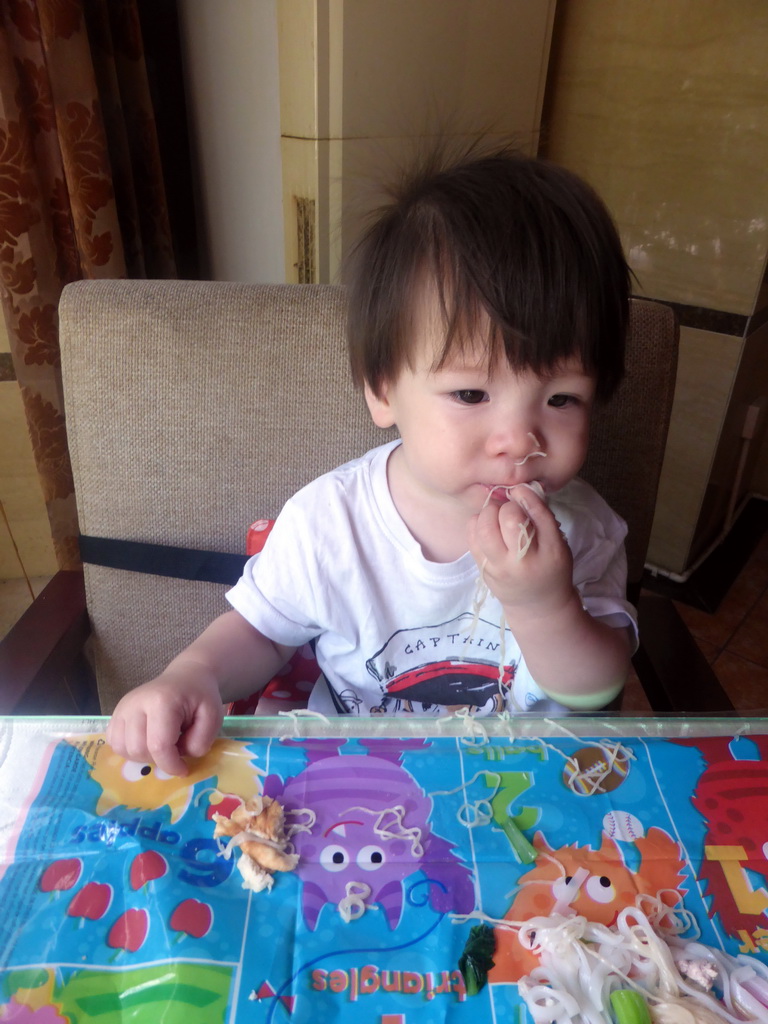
[226,440,637,717]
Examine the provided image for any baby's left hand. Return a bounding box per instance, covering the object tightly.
[467,486,576,619]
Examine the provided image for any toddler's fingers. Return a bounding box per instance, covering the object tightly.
[511,481,548,515]
[178,701,224,760]
[472,499,525,561]
[509,485,564,546]
[495,494,544,557]
[117,708,182,770]
[143,709,190,777]
[105,713,125,756]
[119,709,156,766]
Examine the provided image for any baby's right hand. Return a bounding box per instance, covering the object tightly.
[106,665,224,777]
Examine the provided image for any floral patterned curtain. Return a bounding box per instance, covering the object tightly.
[0,0,176,570]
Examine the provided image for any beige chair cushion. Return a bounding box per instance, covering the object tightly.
[60,280,392,711]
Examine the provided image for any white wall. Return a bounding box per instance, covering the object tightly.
[177,0,285,282]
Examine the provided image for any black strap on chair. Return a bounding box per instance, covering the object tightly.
[78,535,247,586]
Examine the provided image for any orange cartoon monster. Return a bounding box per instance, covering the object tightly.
[488,826,686,983]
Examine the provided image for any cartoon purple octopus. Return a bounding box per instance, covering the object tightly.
[264,739,474,930]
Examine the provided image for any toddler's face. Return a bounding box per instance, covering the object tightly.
[365,288,596,521]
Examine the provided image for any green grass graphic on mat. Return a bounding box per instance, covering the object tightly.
[3,964,233,1024]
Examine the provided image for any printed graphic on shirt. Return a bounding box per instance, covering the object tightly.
[361,612,517,715]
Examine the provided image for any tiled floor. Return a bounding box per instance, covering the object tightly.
[622,526,768,715]
[671,526,768,712]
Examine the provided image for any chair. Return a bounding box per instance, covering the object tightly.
[579,299,734,713]
[0,281,733,715]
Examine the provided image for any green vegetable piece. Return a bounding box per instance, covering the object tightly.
[610,989,652,1024]
[458,924,496,996]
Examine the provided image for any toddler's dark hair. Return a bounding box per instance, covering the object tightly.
[345,146,631,401]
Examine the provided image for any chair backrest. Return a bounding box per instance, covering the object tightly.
[59,282,677,711]
[581,297,678,596]
[60,280,391,711]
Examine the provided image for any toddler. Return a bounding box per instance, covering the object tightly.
[107,146,636,775]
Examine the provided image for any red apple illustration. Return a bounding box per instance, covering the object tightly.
[170,898,213,939]
[67,882,113,920]
[205,794,242,821]
[107,908,149,952]
[130,850,168,890]
[40,858,83,892]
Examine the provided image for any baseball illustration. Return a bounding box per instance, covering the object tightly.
[602,809,645,842]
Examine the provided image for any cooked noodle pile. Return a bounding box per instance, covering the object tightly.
[455,897,768,1023]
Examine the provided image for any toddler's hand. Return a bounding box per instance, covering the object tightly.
[106,665,224,777]
[468,485,576,619]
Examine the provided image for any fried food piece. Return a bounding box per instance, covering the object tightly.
[213,795,299,892]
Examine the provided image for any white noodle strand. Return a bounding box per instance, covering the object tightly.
[277,708,331,736]
[342,803,425,858]
[337,881,374,923]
